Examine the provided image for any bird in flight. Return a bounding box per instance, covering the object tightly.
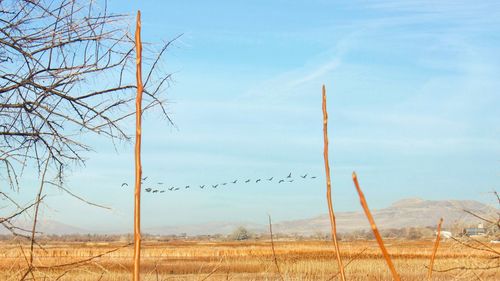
[222,183,227,186]
[174,187,180,191]
[288,179,294,183]
[145,188,152,192]
[267,177,273,181]
[287,173,292,178]
[157,182,164,185]
[121,183,128,187]
[311,176,317,179]
[152,190,159,193]
[255,179,261,183]
[231,180,237,184]
[212,184,219,188]
[185,185,190,189]
[301,174,307,178]
[168,186,175,191]
[245,179,251,183]
[199,185,205,189]
[278,179,284,183]
[160,190,165,193]
[142,177,148,181]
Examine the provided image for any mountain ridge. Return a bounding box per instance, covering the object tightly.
[1,198,496,235]
[273,198,497,235]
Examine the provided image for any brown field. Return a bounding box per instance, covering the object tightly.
[1,239,498,281]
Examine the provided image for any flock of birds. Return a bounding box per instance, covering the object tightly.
[120,173,318,194]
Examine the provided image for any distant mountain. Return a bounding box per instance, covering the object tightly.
[1,198,496,236]
[145,198,498,236]
[273,198,498,235]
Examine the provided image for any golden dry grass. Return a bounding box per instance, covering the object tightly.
[1,239,498,280]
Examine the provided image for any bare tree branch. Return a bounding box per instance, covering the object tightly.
[0,0,179,189]
[0,2,179,280]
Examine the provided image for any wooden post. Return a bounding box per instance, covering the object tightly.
[322,85,346,281]
[133,10,143,281]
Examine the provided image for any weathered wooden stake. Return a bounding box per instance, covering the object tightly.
[133,10,143,281]
[322,85,346,281]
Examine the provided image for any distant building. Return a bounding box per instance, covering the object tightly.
[463,228,486,236]
[440,231,452,239]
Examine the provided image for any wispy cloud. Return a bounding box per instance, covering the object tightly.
[28,0,500,229]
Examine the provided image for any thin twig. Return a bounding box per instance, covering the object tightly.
[155,263,160,281]
[0,196,44,224]
[36,243,132,269]
[327,247,369,281]
[429,264,500,273]
[472,270,485,281]
[449,236,500,256]
[463,209,499,227]
[199,258,224,281]
[20,156,51,281]
[44,180,111,210]
[18,243,35,281]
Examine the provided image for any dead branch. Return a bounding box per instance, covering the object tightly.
[35,243,132,269]
[0,196,44,225]
[0,0,178,189]
[449,236,500,256]
[326,247,369,281]
[43,180,111,210]
[463,209,499,228]
[429,264,500,273]
[199,258,224,281]
[20,155,51,281]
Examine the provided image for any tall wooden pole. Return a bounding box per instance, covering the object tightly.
[133,10,143,281]
[322,85,346,281]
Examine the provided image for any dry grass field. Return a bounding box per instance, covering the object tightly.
[1,239,498,281]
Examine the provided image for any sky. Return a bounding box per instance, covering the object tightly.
[5,0,500,232]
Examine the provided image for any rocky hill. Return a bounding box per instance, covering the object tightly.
[273,198,497,235]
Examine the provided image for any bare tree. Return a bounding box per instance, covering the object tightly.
[0,1,178,278]
[230,226,251,241]
[0,0,176,189]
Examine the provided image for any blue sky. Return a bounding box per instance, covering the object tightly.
[9,0,500,232]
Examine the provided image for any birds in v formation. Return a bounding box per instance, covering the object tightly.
[120,173,318,194]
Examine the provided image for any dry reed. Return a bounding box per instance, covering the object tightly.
[428,218,443,280]
[268,215,285,281]
[352,171,401,281]
[322,85,346,281]
[134,10,144,281]
[3,240,498,280]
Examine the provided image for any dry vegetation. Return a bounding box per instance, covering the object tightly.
[2,2,498,281]
[0,239,498,280]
